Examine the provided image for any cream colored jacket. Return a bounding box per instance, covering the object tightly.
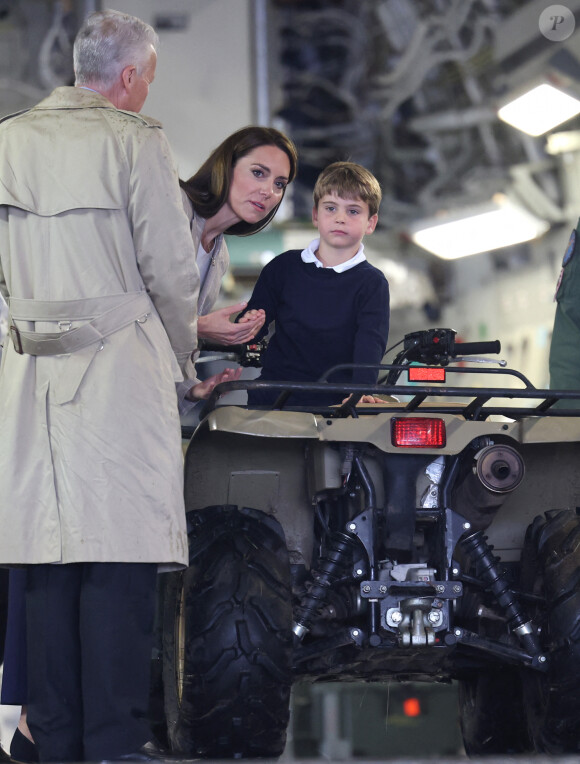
[0,87,199,567]
[182,193,229,318]
[176,193,229,410]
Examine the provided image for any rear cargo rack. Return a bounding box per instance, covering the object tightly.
[200,363,580,422]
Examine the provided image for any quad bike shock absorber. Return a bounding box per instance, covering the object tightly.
[293,531,359,641]
[460,530,541,655]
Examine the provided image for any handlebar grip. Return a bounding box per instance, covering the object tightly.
[453,340,501,356]
[199,342,246,354]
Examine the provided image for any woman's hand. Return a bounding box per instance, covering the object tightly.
[186,367,243,401]
[197,303,266,344]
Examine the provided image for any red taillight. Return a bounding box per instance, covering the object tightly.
[408,366,446,382]
[403,697,422,717]
[391,417,446,448]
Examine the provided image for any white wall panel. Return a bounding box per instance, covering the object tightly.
[112,0,255,178]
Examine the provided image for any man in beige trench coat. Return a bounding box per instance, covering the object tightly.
[0,9,216,762]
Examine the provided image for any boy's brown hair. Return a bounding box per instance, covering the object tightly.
[313,161,382,217]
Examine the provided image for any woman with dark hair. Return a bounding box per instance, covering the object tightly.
[177,125,298,407]
[182,125,297,236]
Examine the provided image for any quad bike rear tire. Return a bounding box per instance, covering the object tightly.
[162,506,293,758]
[458,669,532,755]
[520,508,580,754]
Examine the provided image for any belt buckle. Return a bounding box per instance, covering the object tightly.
[9,324,23,355]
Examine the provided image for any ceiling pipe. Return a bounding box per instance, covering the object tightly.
[253,0,270,126]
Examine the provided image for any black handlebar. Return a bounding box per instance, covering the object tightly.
[198,331,501,382]
[386,329,501,384]
[199,341,247,354]
[453,340,501,356]
[197,340,267,368]
[401,329,501,364]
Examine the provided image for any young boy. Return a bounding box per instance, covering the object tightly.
[238,161,390,407]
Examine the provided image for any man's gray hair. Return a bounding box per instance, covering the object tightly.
[74,9,159,88]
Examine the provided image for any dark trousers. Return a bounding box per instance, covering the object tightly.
[1,568,28,705]
[25,562,157,762]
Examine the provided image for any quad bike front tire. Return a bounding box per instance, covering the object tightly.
[162,506,293,759]
[520,508,580,754]
[458,668,532,755]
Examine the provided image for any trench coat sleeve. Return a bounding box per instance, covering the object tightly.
[127,128,199,374]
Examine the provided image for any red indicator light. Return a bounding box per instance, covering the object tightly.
[391,418,446,448]
[408,366,446,383]
[403,697,422,717]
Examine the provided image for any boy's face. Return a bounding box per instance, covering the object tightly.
[312,193,378,254]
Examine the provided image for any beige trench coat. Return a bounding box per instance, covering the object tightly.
[0,87,199,567]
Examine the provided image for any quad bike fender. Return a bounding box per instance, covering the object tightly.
[185,409,580,563]
[195,404,580,450]
[184,418,314,567]
[183,418,386,568]
[485,440,580,560]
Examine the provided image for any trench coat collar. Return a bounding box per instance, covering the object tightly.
[25,86,162,127]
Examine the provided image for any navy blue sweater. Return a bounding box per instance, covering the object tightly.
[240,249,390,406]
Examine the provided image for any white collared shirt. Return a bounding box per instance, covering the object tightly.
[300,238,366,273]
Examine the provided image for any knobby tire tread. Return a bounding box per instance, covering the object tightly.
[521,508,580,754]
[163,507,293,758]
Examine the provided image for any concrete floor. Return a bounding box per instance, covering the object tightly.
[0,668,574,763]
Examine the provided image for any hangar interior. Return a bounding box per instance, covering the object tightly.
[2,0,579,384]
[1,0,580,759]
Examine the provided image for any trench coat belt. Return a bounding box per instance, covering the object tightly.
[8,292,152,356]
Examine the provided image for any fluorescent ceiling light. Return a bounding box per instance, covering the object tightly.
[545,130,580,154]
[409,195,549,260]
[497,83,580,136]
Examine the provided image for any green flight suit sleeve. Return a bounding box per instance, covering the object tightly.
[549,219,580,405]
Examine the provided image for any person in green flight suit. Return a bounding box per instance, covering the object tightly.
[549,219,580,407]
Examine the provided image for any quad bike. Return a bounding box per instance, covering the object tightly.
[158,328,580,758]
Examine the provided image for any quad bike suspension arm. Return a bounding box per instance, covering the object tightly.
[293,626,366,666]
[445,628,548,671]
[459,531,544,660]
[292,531,360,641]
[293,452,379,643]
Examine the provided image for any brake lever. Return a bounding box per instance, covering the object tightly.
[452,356,507,368]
